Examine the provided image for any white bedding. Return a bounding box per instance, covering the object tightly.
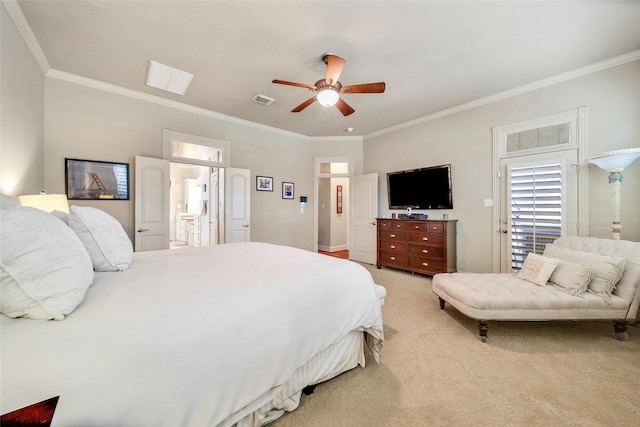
[1,242,383,426]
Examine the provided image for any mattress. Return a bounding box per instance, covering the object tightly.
[1,242,384,426]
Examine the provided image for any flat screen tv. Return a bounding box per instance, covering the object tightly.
[387,164,453,209]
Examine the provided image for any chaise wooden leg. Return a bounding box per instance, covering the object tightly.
[613,321,629,341]
[438,297,446,310]
[478,320,489,342]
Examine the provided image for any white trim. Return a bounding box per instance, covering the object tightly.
[491,107,589,272]
[314,156,353,253]
[162,129,231,167]
[366,51,639,139]
[2,0,50,73]
[46,69,308,140]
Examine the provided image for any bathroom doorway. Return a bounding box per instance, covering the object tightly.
[169,162,224,249]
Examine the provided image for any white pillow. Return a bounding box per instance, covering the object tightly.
[548,260,594,296]
[543,244,626,304]
[0,206,94,320]
[517,253,558,286]
[68,206,133,272]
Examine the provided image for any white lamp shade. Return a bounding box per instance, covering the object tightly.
[588,148,640,172]
[18,194,70,214]
[316,88,339,107]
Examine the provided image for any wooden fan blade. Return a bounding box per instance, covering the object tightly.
[272,79,315,90]
[340,82,386,94]
[292,97,316,112]
[335,98,355,116]
[325,55,346,85]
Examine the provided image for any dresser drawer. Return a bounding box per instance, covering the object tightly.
[409,257,445,272]
[380,230,408,241]
[379,241,408,253]
[408,232,444,245]
[394,221,426,232]
[378,220,394,230]
[379,252,409,266]
[426,222,444,233]
[409,244,444,259]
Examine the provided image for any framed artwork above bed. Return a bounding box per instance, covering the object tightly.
[65,158,130,200]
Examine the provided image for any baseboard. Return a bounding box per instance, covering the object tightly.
[318,244,348,253]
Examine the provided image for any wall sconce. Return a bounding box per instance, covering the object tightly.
[587,148,640,240]
[18,192,70,214]
[300,196,307,213]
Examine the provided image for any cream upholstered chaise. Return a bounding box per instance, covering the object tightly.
[432,236,640,341]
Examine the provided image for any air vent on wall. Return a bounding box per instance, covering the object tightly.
[251,93,276,105]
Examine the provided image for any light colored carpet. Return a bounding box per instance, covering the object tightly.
[272,263,640,427]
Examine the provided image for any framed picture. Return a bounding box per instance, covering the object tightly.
[282,182,294,199]
[337,185,343,213]
[256,175,273,191]
[65,158,130,200]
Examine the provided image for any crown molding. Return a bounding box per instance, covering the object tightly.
[365,50,640,140]
[46,69,309,140]
[2,0,50,74]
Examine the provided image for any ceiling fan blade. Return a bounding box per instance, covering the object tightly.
[291,97,316,112]
[335,98,355,116]
[340,82,386,94]
[325,55,346,85]
[272,79,315,90]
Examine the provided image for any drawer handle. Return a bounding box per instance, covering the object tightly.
[422,249,429,253]
[422,237,429,241]
[390,256,396,261]
[414,225,419,229]
[396,224,401,228]
[432,226,438,230]
[390,245,396,249]
[422,262,429,266]
[390,234,396,238]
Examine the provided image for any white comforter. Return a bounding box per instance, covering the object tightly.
[1,242,383,426]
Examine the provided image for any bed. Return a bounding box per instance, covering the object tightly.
[0,201,384,426]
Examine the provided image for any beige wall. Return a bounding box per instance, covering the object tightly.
[365,60,640,273]
[0,3,44,196]
[42,78,361,250]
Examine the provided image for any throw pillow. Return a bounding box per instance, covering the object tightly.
[517,253,559,286]
[68,206,133,272]
[0,206,94,320]
[548,259,594,296]
[543,244,626,304]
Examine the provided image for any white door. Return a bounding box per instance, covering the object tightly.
[499,150,577,272]
[349,173,378,264]
[225,167,251,243]
[135,156,170,251]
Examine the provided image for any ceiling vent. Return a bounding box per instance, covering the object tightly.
[251,93,276,106]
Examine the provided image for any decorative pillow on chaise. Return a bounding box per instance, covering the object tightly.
[543,244,626,304]
[68,206,133,272]
[0,206,94,320]
[517,253,558,286]
[548,259,594,296]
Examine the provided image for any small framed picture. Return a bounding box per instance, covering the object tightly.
[282,182,294,199]
[256,176,273,191]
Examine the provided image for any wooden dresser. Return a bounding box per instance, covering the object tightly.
[376,218,457,276]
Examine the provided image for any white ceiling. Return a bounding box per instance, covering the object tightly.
[12,0,640,137]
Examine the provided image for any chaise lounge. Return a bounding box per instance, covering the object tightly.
[432,236,640,341]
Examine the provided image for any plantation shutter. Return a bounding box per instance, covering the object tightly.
[508,163,562,272]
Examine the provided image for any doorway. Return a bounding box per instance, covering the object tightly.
[169,162,223,249]
[317,176,349,255]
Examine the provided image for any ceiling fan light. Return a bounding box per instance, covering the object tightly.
[316,88,339,107]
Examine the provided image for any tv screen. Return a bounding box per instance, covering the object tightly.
[387,164,453,209]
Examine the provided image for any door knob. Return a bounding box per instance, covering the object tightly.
[137,228,149,232]
[242,224,250,228]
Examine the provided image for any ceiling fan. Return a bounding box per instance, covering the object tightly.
[272,54,386,116]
